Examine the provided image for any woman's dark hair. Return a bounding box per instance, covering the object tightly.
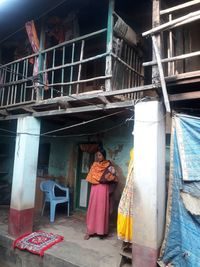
[98,147,106,159]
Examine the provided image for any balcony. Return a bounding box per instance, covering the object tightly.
[0,14,144,111]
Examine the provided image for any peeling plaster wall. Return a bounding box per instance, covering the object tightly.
[48,141,71,177]
[103,124,134,206]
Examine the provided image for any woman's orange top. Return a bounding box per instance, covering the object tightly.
[86,160,117,185]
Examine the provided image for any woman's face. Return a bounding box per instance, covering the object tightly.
[96,151,105,162]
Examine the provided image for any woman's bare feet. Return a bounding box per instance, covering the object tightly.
[84,233,90,240]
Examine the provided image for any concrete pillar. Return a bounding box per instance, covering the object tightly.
[132,101,166,267]
[8,117,41,237]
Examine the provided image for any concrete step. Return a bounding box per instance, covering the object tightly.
[0,230,117,267]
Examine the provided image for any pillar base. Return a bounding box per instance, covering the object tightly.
[8,208,34,237]
[132,243,158,267]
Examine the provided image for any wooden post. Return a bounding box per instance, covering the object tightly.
[152,35,170,112]
[152,0,161,86]
[105,0,114,91]
[76,40,85,94]
[168,14,174,76]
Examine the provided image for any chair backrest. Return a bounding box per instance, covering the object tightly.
[40,180,56,201]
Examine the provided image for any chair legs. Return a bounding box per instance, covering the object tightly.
[41,201,46,216]
[67,201,70,217]
[48,201,69,222]
[50,202,56,223]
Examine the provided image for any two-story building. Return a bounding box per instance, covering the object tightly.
[0,0,200,266]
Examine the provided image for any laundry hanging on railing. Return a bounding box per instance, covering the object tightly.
[25,20,40,76]
[25,20,48,90]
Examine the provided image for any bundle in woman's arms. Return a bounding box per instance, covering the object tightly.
[86,160,118,185]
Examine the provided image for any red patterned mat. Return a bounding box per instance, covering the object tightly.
[13,231,64,256]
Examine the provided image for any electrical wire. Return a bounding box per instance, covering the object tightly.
[0,111,169,139]
[0,110,127,137]
[41,121,126,138]
[41,110,126,136]
[0,119,128,139]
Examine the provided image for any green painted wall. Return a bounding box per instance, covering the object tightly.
[48,141,70,177]
[46,126,133,177]
[43,123,133,205]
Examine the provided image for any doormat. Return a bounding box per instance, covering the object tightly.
[13,231,64,256]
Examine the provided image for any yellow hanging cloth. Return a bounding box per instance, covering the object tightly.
[117,149,134,243]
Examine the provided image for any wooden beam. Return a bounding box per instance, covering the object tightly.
[57,100,71,109]
[33,84,156,106]
[0,100,36,109]
[152,35,170,112]
[98,96,110,104]
[0,110,9,116]
[143,50,200,66]
[152,0,161,91]
[160,0,200,15]
[21,106,34,113]
[143,10,200,36]
[169,91,200,102]
[32,100,135,118]
[165,70,200,82]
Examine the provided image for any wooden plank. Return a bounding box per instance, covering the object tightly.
[143,10,200,36]
[165,70,200,82]
[32,100,134,118]
[152,0,161,88]
[168,14,174,76]
[152,35,170,112]
[160,0,200,15]
[47,75,111,87]
[120,251,132,260]
[143,50,200,66]
[169,91,200,102]
[32,84,156,106]
[21,106,34,113]
[167,77,200,85]
[174,14,200,29]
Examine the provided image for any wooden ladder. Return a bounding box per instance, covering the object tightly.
[117,244,132,267]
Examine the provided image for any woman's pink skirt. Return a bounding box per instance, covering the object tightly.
[86,184,109,235]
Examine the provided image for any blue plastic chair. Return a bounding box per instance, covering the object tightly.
[40,180,70,222]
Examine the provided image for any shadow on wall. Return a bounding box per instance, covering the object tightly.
[110,162,126,220]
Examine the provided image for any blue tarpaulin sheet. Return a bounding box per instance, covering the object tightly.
[158,114,200,267]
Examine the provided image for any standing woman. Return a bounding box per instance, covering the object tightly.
[84,148,118,240]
